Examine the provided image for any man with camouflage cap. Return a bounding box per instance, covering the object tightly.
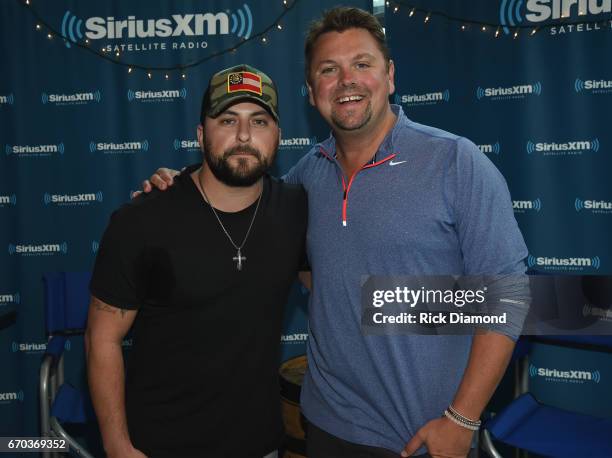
[86,64,307,458]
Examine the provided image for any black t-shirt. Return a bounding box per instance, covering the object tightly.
[90,170,307,457]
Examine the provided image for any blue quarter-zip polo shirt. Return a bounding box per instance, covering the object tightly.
[283,105,528,453]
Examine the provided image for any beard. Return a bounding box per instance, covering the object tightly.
[203,140,278,187]
[331,100,372,131]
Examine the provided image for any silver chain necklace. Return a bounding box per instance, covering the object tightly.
[198,176,263,271]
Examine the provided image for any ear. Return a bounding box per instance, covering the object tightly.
[197,124,204,150]
[387,59,396,95]
[306,81,315,106]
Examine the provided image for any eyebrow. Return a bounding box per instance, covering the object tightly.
[315,59,337,67]
[315,53,376,67]
[352,53,375,61]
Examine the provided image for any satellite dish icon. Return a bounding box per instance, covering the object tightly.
[526,141,535,154]
[61,10,84,48]
[231,4,253,39]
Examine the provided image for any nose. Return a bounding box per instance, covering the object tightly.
[236,119,251,143]
[338,65,356,87]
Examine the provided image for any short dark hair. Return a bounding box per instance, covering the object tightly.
[304,7,390,83]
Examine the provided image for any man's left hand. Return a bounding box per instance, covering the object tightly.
[401,417,473,458]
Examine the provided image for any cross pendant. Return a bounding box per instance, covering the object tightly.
[233,249,246,271]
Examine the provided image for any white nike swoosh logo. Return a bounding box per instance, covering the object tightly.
[389,160,407,166]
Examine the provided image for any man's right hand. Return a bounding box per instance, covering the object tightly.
[132,168,181,198]
[107,443,148,458]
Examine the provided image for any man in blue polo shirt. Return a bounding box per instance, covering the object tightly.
[141,7,528,457]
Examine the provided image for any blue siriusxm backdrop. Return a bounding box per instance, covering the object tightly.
[1,0,611,441]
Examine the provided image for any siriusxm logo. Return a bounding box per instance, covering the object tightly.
[127,88,186,103]
[575,198,612,214]
[61,5,253,48]
[575,78,612,94]
[43,191,103,206]
[0,391,24,403]
[11,340,71,354]
[0,292,20,306]
[90,140,149,154]
[0,93,15,105]
[281,333,308,343]
[583,304,612,321]
[478,142,501,155]
[394,90,450,106]
[299,85,309,97]
[476,82,541,100]
[529,364,601,383]
[527,254,601,271]
[280,137,317,150]
[500,0,612,34]
[173,138,199,152]
[5,143,65,157]
[41,91,101,105]
[8,242,68,256]
[526,138,599,156]
[513,198,542,213]
[0,194,17,207]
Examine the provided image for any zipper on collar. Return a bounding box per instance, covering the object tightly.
[339,154,396,227]
[318,145,397,227]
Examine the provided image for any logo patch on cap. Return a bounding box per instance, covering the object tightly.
[227,71,263,95]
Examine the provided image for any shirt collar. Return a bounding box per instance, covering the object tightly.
[317,104,410,162]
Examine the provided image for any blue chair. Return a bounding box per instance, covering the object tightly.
[40,272,96,458]
[482,335,612,458]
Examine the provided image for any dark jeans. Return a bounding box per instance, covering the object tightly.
[306,422,478,458]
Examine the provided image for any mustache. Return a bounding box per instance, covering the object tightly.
[223,144,262,159]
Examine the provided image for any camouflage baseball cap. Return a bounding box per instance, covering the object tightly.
[201,64,279,122]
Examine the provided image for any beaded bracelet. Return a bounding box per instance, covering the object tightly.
[443,405,481,431]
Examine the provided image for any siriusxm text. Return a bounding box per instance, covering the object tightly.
[513,200,536,210]
[16,343,47,352]
[535,141,591,151]
[48,194,97,203]
[47,93,94,102]
[180,140,199,148]
[537,367,594,380]
[280,138,315,147]
[525,0,611,22]
[582,200,612,209]
[14,244,61,254]
[85,14,229,39]
[484,85,534,97]
[536,257,594,266]
[95,142,143,151]
[134,90,181,99]
[584,79,612,89]
[281,333,308,342]
[11,145,58,154]
[399,93,443,103]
